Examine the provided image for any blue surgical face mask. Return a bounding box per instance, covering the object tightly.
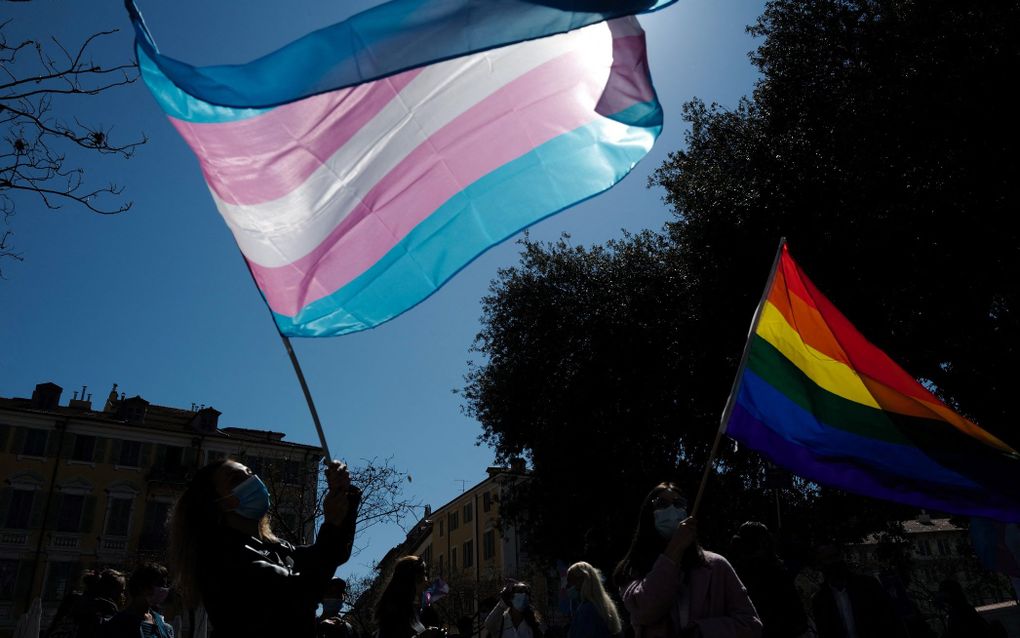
[653,505,687,539]
[512,592,529,611]
[228,475,271,520]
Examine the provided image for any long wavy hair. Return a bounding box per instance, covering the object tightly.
[375,555,426,628]
[613,482,705,588]
[568,562,621,635]
[167,458,275,606]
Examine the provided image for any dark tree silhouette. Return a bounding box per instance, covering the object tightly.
[463,0,1016,569]
[1,16,145,275]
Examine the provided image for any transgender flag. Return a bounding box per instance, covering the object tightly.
[128,0,674,336]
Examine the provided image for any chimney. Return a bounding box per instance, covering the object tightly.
[509,457,527,473]
[30,382,63,410]
[917,510,933,525]
[68,385,92,411]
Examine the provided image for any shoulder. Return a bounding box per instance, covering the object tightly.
[701,550,737,572]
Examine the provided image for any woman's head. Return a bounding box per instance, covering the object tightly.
[127,563,170,609]
[566,563,621,635]
[501,581,532,610]
[167,459,275,605]
[376,555,428,625]
[89,568,126,606]
[615,482,702,584]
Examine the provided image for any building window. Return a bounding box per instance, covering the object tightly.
[437,555,444,576]
[483,492,491,513]
[451,546,458,571]
[438,520,444,538]
[23,429,47,456]
[483,530,496,560]
[163,446,184,471]
[0,559,17,601]
[463,541,474,568]
[56,494,85,532]
[104,497,133,536]
[140,501,172,550]
[283,460,301,484]
[119,441,142,467]
[5,489,36,529]
[71,435,96,462]
[449,511,459,532]
[916,539,931,557]
[464,503,473,523]
[44,561,79,601]
[936,538,952,556]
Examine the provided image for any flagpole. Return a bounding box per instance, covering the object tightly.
[240,258,333,462]
[691,236,786,518]
[278,334,333,461]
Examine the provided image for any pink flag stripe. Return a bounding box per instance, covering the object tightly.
[248,36,651,316]
[214,29,650,269]
[169,69,422,207]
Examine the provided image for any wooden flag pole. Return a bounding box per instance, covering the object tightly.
[691,237,787,518]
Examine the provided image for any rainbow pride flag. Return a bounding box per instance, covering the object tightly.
[724,242,1020,521]
[128,0,673,337]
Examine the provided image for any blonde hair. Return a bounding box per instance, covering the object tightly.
[568,562,621,634]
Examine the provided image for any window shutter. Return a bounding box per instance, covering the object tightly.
[155,445,167,469]
[29,492,45,529]
[109,439,123,465]
[11,427,25,454]
[80,495,97,533]
[141,443,154,466]
[0,424,9,451]
[14,560,33,597]
[45,430,60,458]
[45,494,62,530]
[64,434,77,460]
[91,438,105,463]
[0,487,11,526]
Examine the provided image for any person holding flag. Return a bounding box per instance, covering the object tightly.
[167,459,360,638]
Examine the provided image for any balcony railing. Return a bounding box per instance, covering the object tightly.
[100,537,129,552]
[50,534,80,550]
[0,531,29,547]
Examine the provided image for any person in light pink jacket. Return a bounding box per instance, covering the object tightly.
[613,483,762,638]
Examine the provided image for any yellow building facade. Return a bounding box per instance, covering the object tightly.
[0,381,322,635]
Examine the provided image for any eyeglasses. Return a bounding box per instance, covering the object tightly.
[651,492,687,510]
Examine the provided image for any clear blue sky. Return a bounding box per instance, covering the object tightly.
[0,0,764,576]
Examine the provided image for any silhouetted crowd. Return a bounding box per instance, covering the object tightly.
[44,465,1011,638]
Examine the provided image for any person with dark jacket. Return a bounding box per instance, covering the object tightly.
[811,545,905,638]
[729,522,810,638]
[375,555,445,638]
[167,458,360,638]
[100,563,174,638]
[46,569,125,638]
[937,578,993,638]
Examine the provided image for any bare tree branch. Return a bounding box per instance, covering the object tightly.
[1,17,145,276]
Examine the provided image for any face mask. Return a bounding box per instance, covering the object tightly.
[653,505,687,539]
[566,586,581,603]
[228,475,271,519]
[322,597,343,617]
[151,586,169,606]
[511,592,528,611]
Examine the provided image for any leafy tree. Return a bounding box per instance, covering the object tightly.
[1,16,145,275]
[463,0,1017,572]
[653,0,1020,449]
